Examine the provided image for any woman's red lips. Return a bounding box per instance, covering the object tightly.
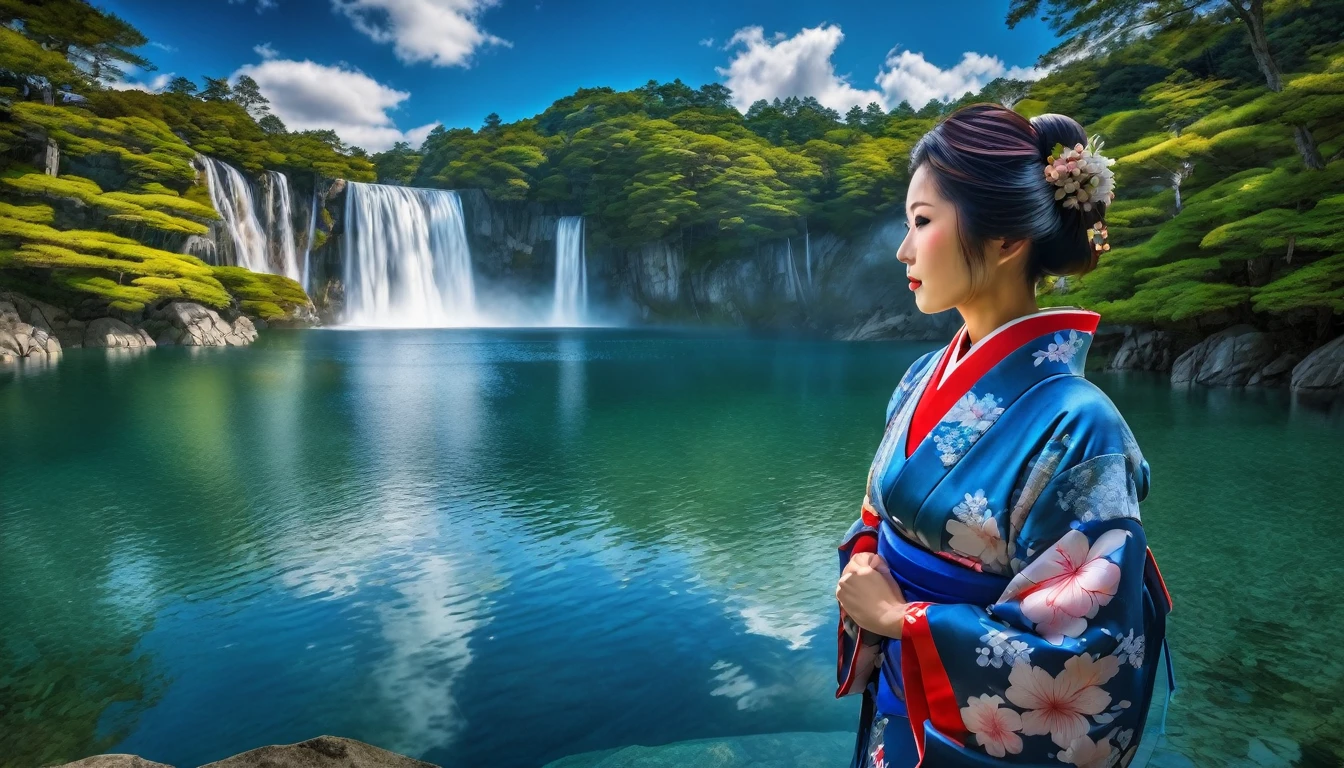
[908,278,922,290]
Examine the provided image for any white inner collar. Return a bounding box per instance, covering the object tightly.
[938,306,1084,388]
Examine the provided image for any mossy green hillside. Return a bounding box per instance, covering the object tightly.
[1,171,217,236]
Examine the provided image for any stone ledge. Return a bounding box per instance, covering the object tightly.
[55,736,438,768]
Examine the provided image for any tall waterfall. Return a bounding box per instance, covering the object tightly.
[552,216,588,326]
[301,186,319,293]
[782,238,806,305]
[804,225,812,288]
[342,181,476,328]
[265,171,301,281]
[201,157,269,273]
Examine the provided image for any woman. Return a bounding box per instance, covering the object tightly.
[834,104,1172,768]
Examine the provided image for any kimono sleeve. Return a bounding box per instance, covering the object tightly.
[898,417,1157,765]
[835,349,940,698]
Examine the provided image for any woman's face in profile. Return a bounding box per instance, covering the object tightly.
[897,164,974,315]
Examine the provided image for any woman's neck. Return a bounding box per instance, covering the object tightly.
[958,294,1041,345]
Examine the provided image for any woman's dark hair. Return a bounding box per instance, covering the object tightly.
[908,103,1106,286]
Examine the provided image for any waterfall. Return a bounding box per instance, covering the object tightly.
[200,157,269,273]
[301,186,319,293]
[342,181,476,328]
[804,224,812,288]
[552,216,588,326]
[265,171,301,281]
[783,238,806,304]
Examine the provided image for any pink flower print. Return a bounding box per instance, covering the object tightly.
[961,694,1023,758]
[1057,729,1123,767]
[1003,529,1129,643]
[1005,653,1121,748]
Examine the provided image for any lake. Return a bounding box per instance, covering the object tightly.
[1,328,1339,767]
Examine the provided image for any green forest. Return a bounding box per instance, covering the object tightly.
[1,0,1342,338]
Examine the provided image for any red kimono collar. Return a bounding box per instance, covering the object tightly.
[905,308,1100,458]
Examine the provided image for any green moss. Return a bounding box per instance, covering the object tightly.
[10,102,197,187]
[0,201,55,224]
[2,172,211,236]
[103,191,219,221]
[240,300,285,320]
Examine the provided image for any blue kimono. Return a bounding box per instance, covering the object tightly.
[836,309,1172,768]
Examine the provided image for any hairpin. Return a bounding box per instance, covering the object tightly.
[1044,135,1116,212]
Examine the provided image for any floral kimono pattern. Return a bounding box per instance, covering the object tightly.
[837,309,1172,768]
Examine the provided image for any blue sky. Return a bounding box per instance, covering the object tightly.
[103,0,1062,152]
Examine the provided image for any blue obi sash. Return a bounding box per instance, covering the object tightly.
[875,523,1009,717]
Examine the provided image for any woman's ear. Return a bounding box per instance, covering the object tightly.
[993,236,1032,270]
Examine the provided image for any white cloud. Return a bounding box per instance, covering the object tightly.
[228,0,278,12]
[149,41,176,52]
[714,24,1049,116]
[253,42,279,60]
[715,25,884,114]
[331,0,510,68]
[108,71,175,93]
[233,58,440,152]
[699,37,715,48]
[876,50,1047,109]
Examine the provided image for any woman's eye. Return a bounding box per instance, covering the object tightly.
[913,216,930,228]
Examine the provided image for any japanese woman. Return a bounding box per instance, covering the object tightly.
[834,104,1172,768]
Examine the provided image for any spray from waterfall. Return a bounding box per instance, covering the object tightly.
[342,181,476,328]
[201,156,269,273]
[265,171,301,281]
[553,216,588,326]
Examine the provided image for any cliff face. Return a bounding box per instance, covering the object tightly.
[308,183,956,339]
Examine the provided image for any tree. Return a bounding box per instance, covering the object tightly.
[482,112,502,132]
[0,0,151,84]
[258,113,286,135]
[888,101,917,119]
[199,76,232,102]
[165,76,197,96]
[372,141,422,185]
[915,99,945,119]
[1007,0,1326,169]
[844,105,865,127]
[981,77,1034,109]
[230,74,269,118]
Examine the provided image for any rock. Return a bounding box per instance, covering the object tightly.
[53,756,173,768]
[52,737,436,768]
[1170,325,1279,387]
[141,302,259,347]
[1291,334,1344,393]
[199,736,438,768]
[1108,328,1175,372]
[0,293,63,360]
[839,310,912,341]
[1247,352,1302,388]
[84,317,155,349]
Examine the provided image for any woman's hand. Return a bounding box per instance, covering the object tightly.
[837,552,908,638]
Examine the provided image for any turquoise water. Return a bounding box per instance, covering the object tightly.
[0,329,1340,767]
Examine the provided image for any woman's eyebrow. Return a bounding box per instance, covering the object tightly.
[907,201,932,213]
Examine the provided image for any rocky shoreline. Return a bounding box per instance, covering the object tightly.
[55,736,436,768]
[1102,323,1344,394]
[1,291,272,362]
[7,284,1344,396]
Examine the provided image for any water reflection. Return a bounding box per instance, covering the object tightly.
[2,332,1341,766]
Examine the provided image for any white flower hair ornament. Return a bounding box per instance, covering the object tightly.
[1044,135,1116,213]
[1045,135,1116,261]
